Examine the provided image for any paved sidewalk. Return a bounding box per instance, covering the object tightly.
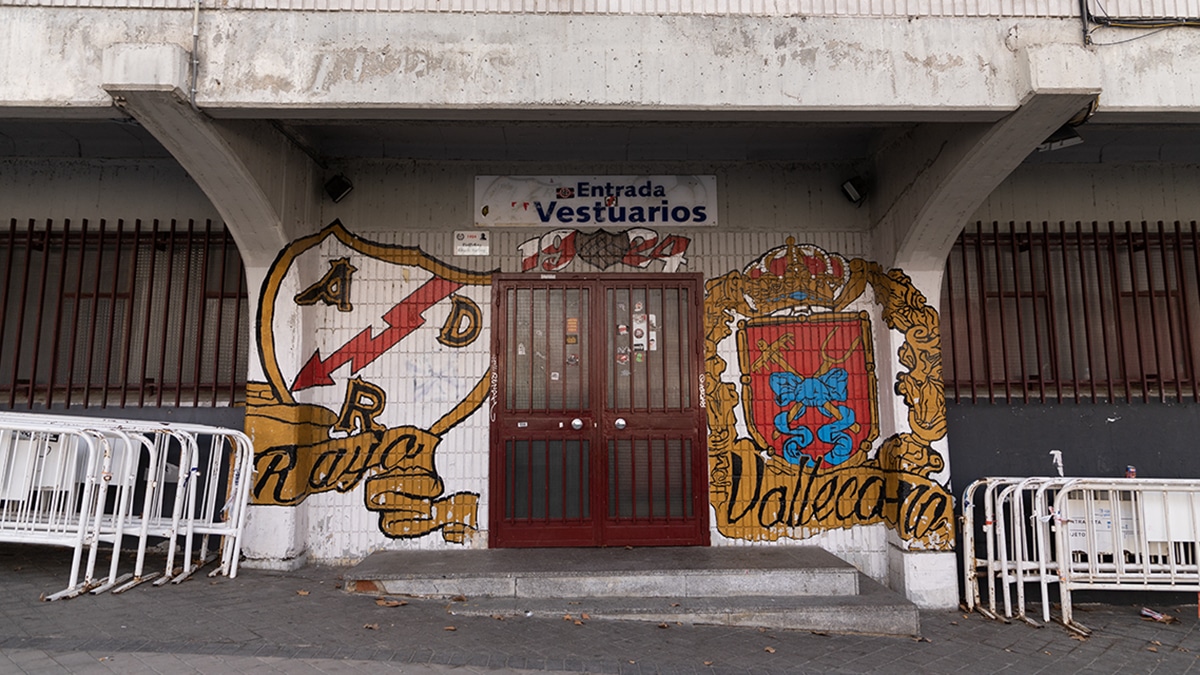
[1,543,1199,674]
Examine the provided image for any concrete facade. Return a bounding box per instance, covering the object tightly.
[5,2,1200,610]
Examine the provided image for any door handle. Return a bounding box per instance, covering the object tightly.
[614,418,627,430]
[571,418,584,430]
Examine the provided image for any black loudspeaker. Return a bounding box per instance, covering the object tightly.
[324,174,353,203]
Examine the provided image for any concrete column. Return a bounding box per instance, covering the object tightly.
[865,42,1101,608]
[242,505,311,570]
[239,262,313,569]
[873,266,958,609]
[100,42,322,566]
[888,527,961,609]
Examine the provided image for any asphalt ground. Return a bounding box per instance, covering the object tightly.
[1,543,1199,674]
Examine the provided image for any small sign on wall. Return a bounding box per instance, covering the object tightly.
[475,175,717,227]
[454,231,490,256]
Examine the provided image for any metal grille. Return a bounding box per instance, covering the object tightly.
[941,221,1200,403]
[0,0,1093,18]
[605,285,691,412]
[10,0,1200,21]
[504,439,590,521]
[607,438,693,520]
[0,219,248,408]
[504,286,590,412]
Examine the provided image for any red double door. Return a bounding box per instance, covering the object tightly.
[489,274,709,547]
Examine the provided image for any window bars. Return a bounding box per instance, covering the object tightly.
[0,218,248,408]
[0,412,253,600]
[963,476,1200,635]
[942,221,1200,403]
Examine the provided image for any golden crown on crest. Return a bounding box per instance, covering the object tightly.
[739,236,853,312]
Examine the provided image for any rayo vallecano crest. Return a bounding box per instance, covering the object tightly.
[249,221,492,543]
[704,237,954,549]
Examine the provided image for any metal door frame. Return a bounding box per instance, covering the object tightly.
[488,273,709,548]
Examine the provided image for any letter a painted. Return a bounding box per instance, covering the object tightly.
[295,257,358,312]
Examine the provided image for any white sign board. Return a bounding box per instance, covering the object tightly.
[1066,497,1136,556]
[453,230,490,256]
[475,175,717,228]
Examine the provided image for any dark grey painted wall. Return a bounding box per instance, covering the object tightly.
[947,400,1200,495]
[1,404,245,430]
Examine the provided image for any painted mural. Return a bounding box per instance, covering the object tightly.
[247,221,491,544]
[247,221,950,552]
[705,238,953,549]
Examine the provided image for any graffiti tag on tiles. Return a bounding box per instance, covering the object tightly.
[248,221,491,543]
[705,238,953,549]
[518,228,690,273]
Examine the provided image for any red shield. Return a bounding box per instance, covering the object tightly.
[737,313,879,467]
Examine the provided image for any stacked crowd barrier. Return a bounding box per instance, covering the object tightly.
[963,476,1200,635]
[0,412,253,600]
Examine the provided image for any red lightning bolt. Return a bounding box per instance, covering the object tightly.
[291,276,463,391]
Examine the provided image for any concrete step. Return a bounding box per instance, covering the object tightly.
[445,574,919,637]
[347,546,858,598]
[344,546,918,636]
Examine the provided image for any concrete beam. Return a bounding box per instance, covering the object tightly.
[9,9,1179,121]
[870,43,1102,271]
[100,43,317,266]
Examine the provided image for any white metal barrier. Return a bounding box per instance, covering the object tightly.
[1054,479,1200,632]
[962,477,1052,623]
[0,412,253,600]
[964,475,1200,634]
[0,424,103,598]
[993,477,1053,625]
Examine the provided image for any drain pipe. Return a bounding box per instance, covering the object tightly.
[190,0,202,112]
[1078,0,1091,44]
